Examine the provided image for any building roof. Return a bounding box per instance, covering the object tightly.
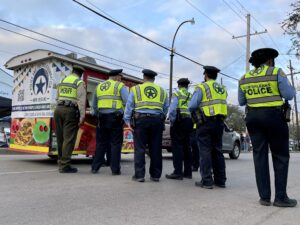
[4,49,142,83]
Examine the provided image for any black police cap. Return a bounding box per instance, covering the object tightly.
[203,65,220,74]
[177,78,190,85]
[142,69,157,78]
[249,48,278,63]
[73,65,85,73]
[108,69,123,76]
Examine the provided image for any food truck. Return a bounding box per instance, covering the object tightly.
[4,49,142,157]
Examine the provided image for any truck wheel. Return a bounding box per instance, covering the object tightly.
[229,142,240,159]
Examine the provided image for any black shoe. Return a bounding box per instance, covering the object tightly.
[259,198,271,206]
[214,182,226,188]
[195,181,213,189]
[91,168,99,174]
[165,173,183,180]
[150,177,160,182]
[132,175,145,182]
[273,197,297,207]
[112,171,121,176]
[192,167,198,172]
[59,166,78,173]
[183,174,192,179]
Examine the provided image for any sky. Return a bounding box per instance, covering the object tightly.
[0,0,299,105]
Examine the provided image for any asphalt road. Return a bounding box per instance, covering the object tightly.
[0,152,299,225]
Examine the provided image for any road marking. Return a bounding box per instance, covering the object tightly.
[0,169,57,175]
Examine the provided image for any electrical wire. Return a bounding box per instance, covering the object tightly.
[73,0,239,81]
[184,0,246,50]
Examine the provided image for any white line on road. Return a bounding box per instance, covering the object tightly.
[0,169,57,175]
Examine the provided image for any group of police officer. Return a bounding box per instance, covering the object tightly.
[54,47,297,207]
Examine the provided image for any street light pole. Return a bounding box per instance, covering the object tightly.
[169,18,195,102]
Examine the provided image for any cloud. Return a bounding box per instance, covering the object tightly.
[0,0,298,99]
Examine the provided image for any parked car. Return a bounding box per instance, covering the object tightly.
[0,128,10,147]
[289,139,297,151]
[162,121,241,159]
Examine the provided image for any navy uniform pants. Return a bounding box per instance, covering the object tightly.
[92,113,123,173]
[197,117,226,185]
[190,129,200,170]
[171,117,193,176]
[246,108,290,200]
[133,116,164,179]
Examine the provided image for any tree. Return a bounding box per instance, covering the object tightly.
[282,1,300,56]
[225,104,246,133]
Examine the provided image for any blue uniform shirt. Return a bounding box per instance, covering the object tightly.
[123,83,169,125]
[188,88,203,113]
[238,68,295,106]
[91,85,129,115]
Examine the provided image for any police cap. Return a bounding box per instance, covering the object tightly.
[177,78,190,85]
[72,65,85,73]
[203,65,220,74]
[142,69,157,78]
[249,48,278,63]
[108,69,123,76]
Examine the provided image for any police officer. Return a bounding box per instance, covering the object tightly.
[91,69,129,175]
[189,66,227,189]
[54,65,86,173]
[238,48,297,207]
[124,69,168,182]
[166,78,193,180]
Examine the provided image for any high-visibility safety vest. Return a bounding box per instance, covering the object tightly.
[57,74,83,101]
[132,82,166,111]
[173,88,191,116]
[239,65,284,107]
[195,80,227,117]
[96,79,125,109]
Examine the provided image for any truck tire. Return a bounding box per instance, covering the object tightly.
[229,142,240,159]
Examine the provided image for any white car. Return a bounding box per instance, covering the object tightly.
[0,128,10,147]
[162,121,241,159]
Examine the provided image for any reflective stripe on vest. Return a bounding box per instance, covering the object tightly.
[196,80,227,117]
[57,74,83,101]
[133,83,166,111]
[96,80,124,109]
[174,88,191,116]
[239,65,283,107]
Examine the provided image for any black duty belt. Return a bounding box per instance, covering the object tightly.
[205,115,225,120]
[180,114,191,119]
[57,100,78,108]
[134,113,164,119]
[247,106,282,111]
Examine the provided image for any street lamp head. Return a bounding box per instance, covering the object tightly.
[189,17,195,25]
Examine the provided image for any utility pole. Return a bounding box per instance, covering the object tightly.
[232,14,267,73]
[289,60,300,149]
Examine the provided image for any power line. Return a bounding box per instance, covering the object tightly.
[234,0,289,68]
[73,0,239,81]
[221,54,244,70]
[222,0,246,22]
[0,19,154,75]
[0,25,188,83]
[184,0,246,50]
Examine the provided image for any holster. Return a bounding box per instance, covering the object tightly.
[130,111,136,128]
[282,101,291,122]
[191,109,206,128]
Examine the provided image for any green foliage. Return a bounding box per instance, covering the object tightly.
[225,105,246,133]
